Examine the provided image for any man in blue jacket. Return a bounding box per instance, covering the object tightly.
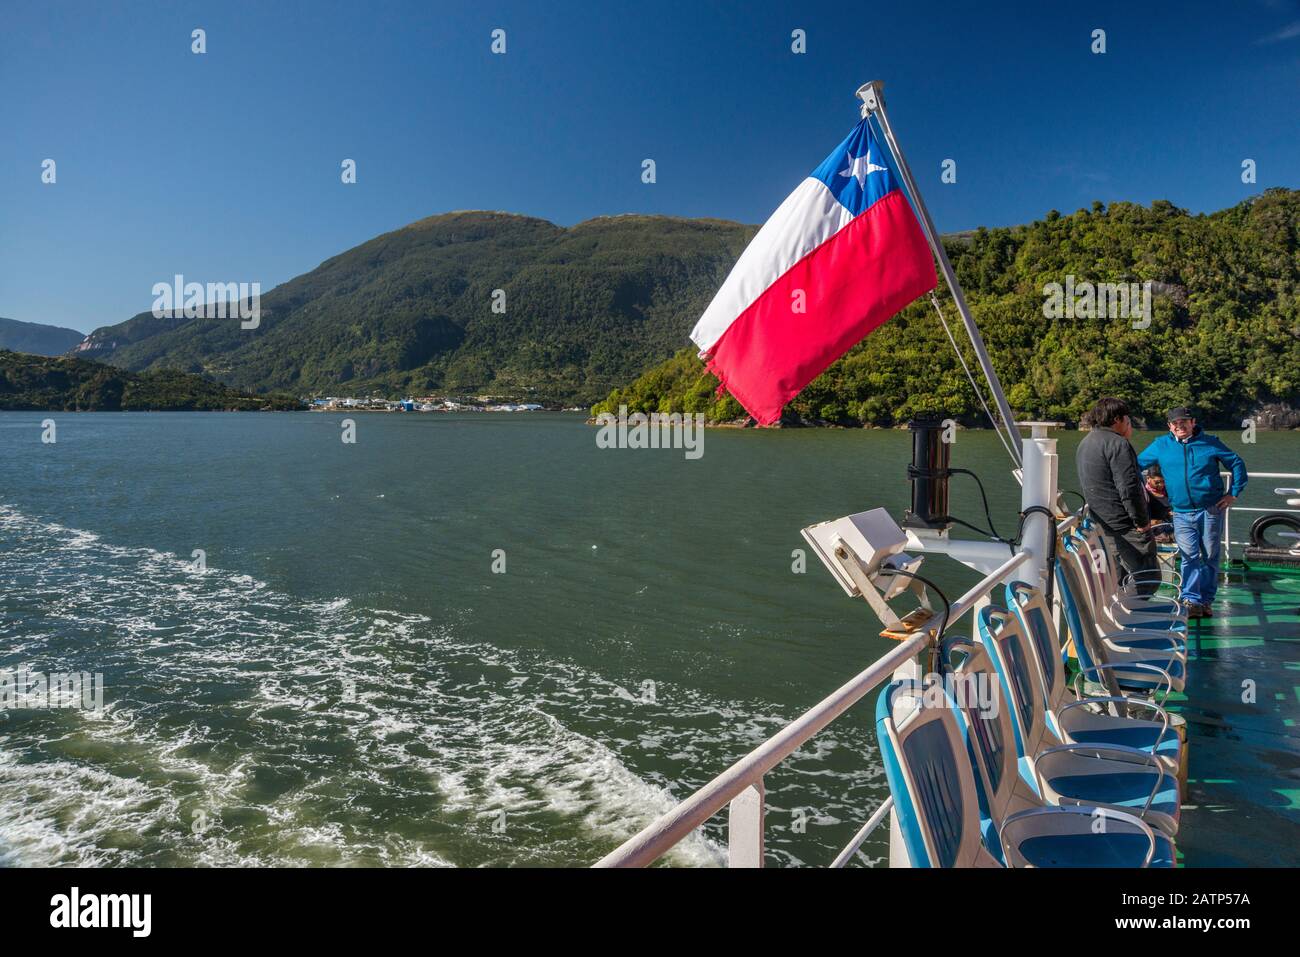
[1137,407,1248,617]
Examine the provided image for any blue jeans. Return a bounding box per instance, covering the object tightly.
[1172,509,1225,605]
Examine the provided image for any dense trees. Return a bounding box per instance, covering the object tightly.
[594,189,1300,428]
[71,191,1299,422]
[0,351,302,411]
[77,212,757,405]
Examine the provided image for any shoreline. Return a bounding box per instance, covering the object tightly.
[1,407,1293,431]
[584,416,1300,432]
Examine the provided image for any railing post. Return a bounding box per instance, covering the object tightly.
[1020,424,1060,593]
[728,779,765,867]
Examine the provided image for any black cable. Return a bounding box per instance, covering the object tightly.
[902,459,1064,670]
[1059,488,1087,509]
[876,565,953,676]
[949,467,1005,542]
[938,467,1069,569]
[907,462,1066,612]
[907,466,992,541]
[938,514,1016,553]
[909,465,1017,553]
[1013,505,1060,607]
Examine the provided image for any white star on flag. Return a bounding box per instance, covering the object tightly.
[838,148,888,188]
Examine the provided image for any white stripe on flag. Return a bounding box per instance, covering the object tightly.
[690,177,854,354]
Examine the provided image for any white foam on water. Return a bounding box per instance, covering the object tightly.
[0,748,181,867]
[3,504,853,867]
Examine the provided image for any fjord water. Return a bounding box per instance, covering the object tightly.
[0,413,1290,867]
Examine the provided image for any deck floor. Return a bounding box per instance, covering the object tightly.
[1170,567,1300,866]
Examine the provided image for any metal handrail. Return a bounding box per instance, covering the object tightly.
[831,511,1078,865]
[593,547,1035,868]
[1219,470,1300,556]
[831,796,894,868]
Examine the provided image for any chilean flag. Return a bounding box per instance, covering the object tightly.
[690,118,937,425]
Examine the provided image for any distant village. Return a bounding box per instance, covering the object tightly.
[309,395,583,413]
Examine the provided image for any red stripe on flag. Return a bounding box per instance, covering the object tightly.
[703,189,936,426]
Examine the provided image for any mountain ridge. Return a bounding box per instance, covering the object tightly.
[592,189,1300,428]
[65,190,1300,426]
[0,316,85,356]
[75,211,758,404]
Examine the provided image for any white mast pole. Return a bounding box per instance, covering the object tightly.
[856,80,1022,467]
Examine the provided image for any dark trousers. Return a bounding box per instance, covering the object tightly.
[1097,523,1159,597]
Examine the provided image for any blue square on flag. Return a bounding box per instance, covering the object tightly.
[809,120,901,217]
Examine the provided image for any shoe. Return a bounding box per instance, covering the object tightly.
[1181,600,1208,618]
[1196,603,1213,618]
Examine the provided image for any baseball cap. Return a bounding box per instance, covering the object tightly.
[1166,406,1196,422]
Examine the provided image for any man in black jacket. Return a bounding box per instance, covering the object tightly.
[1076,397,1159,595]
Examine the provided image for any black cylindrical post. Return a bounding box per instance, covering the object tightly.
[904,413,952,530]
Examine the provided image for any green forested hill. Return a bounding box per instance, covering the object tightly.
[0,351,303,411]
[76,212,756,403]
[593,189,1300,427]
[73,192,1300,421]
[0,316,85,356]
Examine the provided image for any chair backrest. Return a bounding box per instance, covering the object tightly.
[1079,518,1104,551]
[974,606,1051,766]
[1062,529,1105,625]
[875,678,989,868]
[1092,520,1139,598]
[1054,538,1125,697]
[1005,580,1066,707]
[1077,523,1125,628]
[940,635,1021,857]
[1059,534,1105,648]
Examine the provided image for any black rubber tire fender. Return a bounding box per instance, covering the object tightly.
[1249,513,1300,549]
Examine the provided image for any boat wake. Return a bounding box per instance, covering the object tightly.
[0,504,884,867]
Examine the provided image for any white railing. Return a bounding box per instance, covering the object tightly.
[1220,471,1300,555]
[593,547,1036,869]
[591,461,1285,869]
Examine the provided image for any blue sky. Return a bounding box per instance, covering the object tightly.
[2,0,1298,333]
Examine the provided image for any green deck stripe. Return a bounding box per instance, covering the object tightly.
[1151,569,1300,864]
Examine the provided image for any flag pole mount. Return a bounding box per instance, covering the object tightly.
[855,80,1022,467]
[855,81,884,117]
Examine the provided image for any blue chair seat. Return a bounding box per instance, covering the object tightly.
[1017,831,1169,867]
[1112,637,1188,658]
[1106,656,1185,690]
[1068,725,1181,765]
[1117,616,1186,633]
[1051,772,1180,820]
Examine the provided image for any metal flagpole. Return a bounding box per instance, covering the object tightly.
[856,80,1023,467]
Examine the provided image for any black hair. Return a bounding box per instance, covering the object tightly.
[1087,397,1130,429]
